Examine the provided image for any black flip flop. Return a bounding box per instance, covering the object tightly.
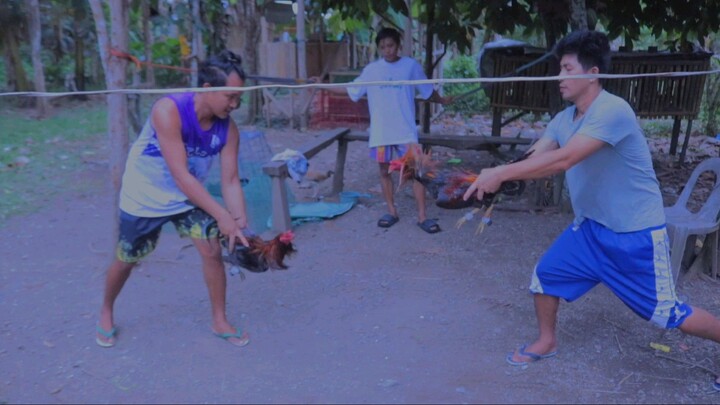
[417,219,441,234]
[378,214,399,228]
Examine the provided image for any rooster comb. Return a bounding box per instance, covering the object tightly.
[279,230,295,244]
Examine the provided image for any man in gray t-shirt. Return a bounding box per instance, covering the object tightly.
[464,30,720,390]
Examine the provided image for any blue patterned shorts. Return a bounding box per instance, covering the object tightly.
[116,208,220,263]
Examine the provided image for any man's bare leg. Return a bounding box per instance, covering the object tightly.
[97,259,135,345]
[509,293,560,362]
[678,306,720,385]
[194,237,248,346]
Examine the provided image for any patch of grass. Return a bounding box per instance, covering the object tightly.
[641,119,674,138]
[0,101,107,225]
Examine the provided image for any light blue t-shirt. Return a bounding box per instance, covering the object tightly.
[347,56,434,148]
[544,90,665,232]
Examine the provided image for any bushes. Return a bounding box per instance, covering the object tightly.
[442,54,489,115]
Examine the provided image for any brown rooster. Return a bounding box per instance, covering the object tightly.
[222,230,296,276]
[387,145,438,190]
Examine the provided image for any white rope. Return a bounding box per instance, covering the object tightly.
[3,68,720,98]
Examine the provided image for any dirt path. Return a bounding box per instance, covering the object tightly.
[2,127,720,404]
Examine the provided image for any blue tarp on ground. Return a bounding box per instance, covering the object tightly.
[267,191,371,228]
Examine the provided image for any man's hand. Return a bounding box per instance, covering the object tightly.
[218,213,250,253]
[463,166,504,202]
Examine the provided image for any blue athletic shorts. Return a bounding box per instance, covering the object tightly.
[116,208,220,263]
[530,218,692,329]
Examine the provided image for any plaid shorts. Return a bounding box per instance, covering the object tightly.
[116,208,220,263]
[369,144,410,163]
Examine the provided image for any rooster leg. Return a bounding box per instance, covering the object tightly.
[475,204,495,235]
[456,208,481,229]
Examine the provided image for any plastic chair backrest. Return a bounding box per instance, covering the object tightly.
[668,157,720,223]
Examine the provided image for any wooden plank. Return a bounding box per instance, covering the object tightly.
[332,137,348,194]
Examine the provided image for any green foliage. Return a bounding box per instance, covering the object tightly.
[0,101,107,225]
[142,38,187,87]
[0,62,5,89]
[442,55,489,114]
[641,119,674,138]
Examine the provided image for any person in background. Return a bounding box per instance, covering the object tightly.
[315,27,452,234]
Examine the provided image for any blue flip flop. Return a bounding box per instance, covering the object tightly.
[213,329,250,347]
[95,324,117,348]
[506,344,557,366]
[417,218,441,234]
[378,214,399,228]
[713,379,720,392]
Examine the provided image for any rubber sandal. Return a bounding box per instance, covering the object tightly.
[213,329,250,347]
[417,218,441,234]
[377,214,399,228]
[96,324,117,348]
[506,344,557,366]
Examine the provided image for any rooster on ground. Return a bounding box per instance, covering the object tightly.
[222,230,296,277]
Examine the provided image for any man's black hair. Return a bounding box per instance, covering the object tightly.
[197,50,246,87]
[375,27,402,47]
[553,30,611,75]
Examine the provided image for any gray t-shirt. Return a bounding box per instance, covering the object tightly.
[544,90,665,232]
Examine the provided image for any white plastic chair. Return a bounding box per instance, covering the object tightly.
[665,157,720,283]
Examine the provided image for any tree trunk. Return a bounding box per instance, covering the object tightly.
[2,50,14,90]
[421,1,435,134]
[190,0,202,87]
[142,0,155,87]
[72,1,88,98]
[569,0,588,31]
[89,0,130,239]
[5,31,30,92]
[402,0,413,57]
[229,0,261,125]
[26,0,49,117]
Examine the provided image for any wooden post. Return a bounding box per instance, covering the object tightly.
[296,0,307,130]
[679,119,694,164]
[269,168,292,232]
[333,137,348,194]
[670,117,682,156]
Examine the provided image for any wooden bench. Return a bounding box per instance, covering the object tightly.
[262,128,533,231]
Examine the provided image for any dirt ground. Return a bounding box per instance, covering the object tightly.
[3,121,720,404]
